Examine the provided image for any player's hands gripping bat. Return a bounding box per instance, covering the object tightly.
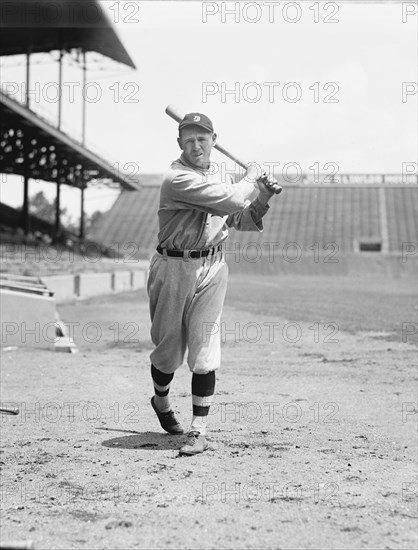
[165,104,283,195]
[256,172,281,197]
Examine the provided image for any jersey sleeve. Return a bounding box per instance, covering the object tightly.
[169,170,257,216]
[226,198,270,232]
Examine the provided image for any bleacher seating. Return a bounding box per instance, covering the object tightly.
[88,187,160,256]
[88,183,418,258]
[0,202,139,277]
[228,186,385,250]
[386,187,418,252]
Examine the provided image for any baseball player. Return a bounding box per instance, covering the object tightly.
[147,112,279,455]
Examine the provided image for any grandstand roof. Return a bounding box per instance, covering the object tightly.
[0,0,136,68]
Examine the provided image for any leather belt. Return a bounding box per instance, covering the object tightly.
[157,244,222,259]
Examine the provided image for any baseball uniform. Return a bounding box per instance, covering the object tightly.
[147,112,277,453]
[147,153,269,374]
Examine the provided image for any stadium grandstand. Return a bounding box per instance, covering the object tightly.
[0,0,149,350]
[0,0,142,277]
[89,172,418,276]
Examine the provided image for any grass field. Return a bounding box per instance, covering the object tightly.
[226,275,418,344]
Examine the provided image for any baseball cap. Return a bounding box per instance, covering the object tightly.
[179,112,214,133]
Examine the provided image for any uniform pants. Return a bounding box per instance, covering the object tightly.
[147,249,228,375]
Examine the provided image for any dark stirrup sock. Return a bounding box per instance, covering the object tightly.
[151,364,174,413]
[191,371,216,435]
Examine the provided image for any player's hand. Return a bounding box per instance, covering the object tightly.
[256,172,282,197]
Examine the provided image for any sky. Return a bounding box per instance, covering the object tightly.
[0,0,417,220]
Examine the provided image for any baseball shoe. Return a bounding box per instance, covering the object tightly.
[179,431,208,456]
[151,396,184,435]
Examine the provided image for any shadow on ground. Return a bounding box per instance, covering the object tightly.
[101,430,183,450]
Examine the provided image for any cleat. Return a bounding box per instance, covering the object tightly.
[179,431,208,456]
[151,396,184,435]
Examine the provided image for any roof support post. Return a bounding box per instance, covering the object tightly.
[58,50,63,131]
[54,181,61,243]
[22,162,30,237]
[79,185,85,240]
[82,50,86,146]
[25,45,31,108]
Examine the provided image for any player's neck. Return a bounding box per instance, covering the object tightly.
[180,153,211,173]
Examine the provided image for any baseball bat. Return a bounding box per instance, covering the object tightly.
[165,104,282,194]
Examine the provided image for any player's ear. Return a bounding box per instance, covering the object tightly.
[177,136,183,150]
[212,132,217,145]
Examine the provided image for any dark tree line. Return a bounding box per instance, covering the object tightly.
[29,191,103,234]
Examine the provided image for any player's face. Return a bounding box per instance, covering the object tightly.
[178,126,216,169]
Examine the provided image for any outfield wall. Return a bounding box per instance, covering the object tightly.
[42,264,149,303]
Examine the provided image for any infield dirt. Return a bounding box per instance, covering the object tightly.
[1,275,417,550]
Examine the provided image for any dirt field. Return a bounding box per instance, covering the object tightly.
[1,274,417,550]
